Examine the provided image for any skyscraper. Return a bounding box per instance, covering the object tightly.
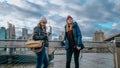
[0,27,7,51]
[7,22,16,39]
[59,32,64,41]
[6,22,16,54]
[22,28,28,39]
[0,27,7,40]
[47,26,52,41]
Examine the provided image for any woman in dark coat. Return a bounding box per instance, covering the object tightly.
[33,16,49,68]
[64,15,85,68]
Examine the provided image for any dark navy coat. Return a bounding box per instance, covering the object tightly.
[64,22,85,50]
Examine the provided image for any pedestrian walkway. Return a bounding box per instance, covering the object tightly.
[0,53,114,68]
[53,53,114,68]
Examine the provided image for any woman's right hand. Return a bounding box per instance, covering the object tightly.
[61,40,65,46]
[76,46,81,50]
[62,40,65,43]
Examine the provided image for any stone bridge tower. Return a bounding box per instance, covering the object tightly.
[93,30,105,42]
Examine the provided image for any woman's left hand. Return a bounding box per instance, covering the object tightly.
[77,46,81,50]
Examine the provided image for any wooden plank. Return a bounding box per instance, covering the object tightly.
[0,40,113,48]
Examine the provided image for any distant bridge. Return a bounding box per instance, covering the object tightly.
[104,32,120,41]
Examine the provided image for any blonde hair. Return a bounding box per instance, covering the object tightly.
[66,23,73,32]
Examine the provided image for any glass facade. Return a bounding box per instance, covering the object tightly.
[0,27,7,40]
[0,27,7,51]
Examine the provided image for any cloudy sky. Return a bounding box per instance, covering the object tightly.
[0,0,120,40]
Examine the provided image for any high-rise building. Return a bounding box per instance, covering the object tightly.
[22,28,28,39]
[0,27,7,51]
[0,27,7,40]
[7,23,16,39]
[47,26,52,41]
[6,23,16,54]
[93,30,105,42]
[59,32,64,41]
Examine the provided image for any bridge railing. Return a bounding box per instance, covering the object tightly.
[0,40,116,54]
[0,40,116,68]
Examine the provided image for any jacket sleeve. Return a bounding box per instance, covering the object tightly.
[63,25,67,41]
[76,22,85,49]
[61,27,66,46]
[33,27,46,40]
[64,34,66,41]
[76,22,82,45]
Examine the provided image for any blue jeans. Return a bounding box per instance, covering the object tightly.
[36,47,49,68]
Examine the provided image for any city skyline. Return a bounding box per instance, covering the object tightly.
[0,0,120,40]
[0,23,115,41]
[0,23,54,40]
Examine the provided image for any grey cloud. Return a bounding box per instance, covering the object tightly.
[0,0,120,39]
[62,0,120,22]
[48,15,66,25]
[0,1,49,19]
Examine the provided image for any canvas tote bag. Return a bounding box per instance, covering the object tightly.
[25,34,44,53]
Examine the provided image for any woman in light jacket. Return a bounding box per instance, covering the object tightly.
[64,15,85,68]
[33,16,49,68]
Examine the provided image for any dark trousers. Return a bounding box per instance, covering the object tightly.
[36,47,49,68]
[66,48,80,68]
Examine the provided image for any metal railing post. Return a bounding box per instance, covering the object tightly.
[115,37,120,68]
